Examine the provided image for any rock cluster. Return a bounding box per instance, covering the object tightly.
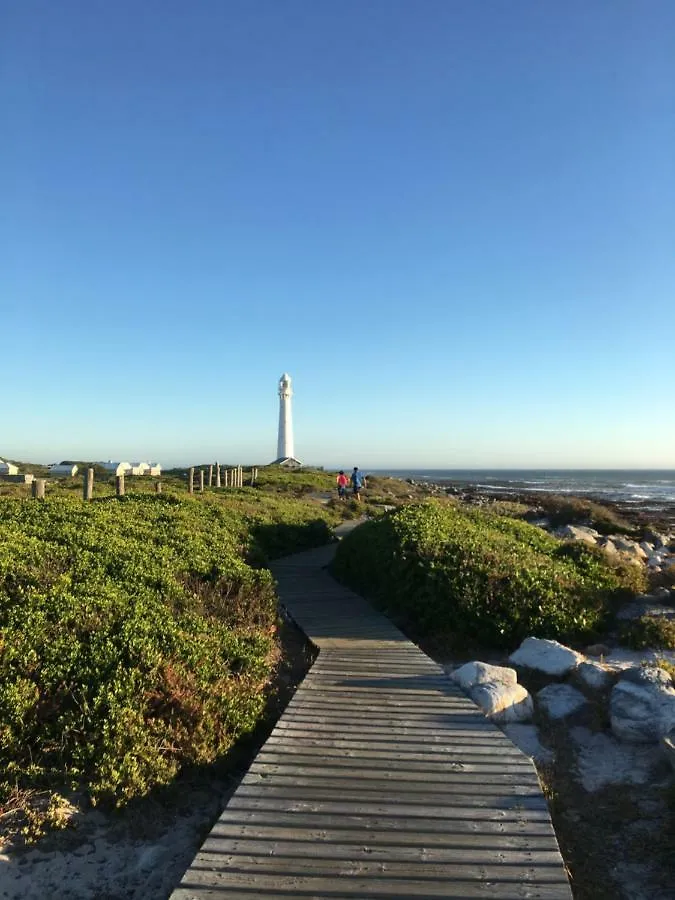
[547,523,675,581]
[447,636,675,772]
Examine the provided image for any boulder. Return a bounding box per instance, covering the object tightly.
[449,662,532,723]
[611,537,647,560]
[621,666,673,689]
[597,537,619,555]
[610,668,675,742]
[536,683,588,720]
[470,681,533,723]
[644,530,671,550]
[556,525,599,545]
[509,637,584,676]
[573,661,615,692]
[450,661,516,691]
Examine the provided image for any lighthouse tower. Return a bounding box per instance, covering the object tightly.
[273,373,302,467]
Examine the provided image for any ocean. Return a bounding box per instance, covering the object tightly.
[373,470,675,518]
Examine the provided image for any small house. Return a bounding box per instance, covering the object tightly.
[0,459,19,476]
[147,463,161,476]
[49,464,78,477]
[98,461,132,477]
[130,462,150,476]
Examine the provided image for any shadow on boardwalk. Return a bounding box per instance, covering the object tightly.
[171,541,573,898]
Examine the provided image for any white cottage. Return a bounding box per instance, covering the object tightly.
[49,464,78,477]
[98,461,132,477]
[147,463,161,476]
[130,462,150,476]
[0,459,19,476]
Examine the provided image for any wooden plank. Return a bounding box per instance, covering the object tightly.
[190,851,572,884]
[212,809,560,839]
[230,790,549,814]
[170,542,572,899]
[207,819,560,847]
[174,870,572,898]
[253,750,536,773]
[247,761,541,784]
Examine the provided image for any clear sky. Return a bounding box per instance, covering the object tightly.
[2,1,674,469]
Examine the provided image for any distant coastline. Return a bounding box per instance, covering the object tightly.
[372,469,675,525]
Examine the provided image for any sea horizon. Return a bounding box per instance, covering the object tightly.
[369,468,675,515]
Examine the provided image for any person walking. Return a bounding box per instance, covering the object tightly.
[350,466,367,501]
[336,470,348,500]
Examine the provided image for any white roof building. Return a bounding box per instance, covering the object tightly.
[98,461,132,476]
[0,460,19,476]
[49,464,78,477]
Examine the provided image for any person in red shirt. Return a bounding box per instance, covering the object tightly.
[336,470,349,500]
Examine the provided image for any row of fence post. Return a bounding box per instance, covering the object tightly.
[28,465,260,501]
[187,464,257,494]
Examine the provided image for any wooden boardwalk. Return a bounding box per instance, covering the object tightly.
[171,542,573,899]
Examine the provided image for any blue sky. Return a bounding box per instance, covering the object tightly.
[2,1,674,468]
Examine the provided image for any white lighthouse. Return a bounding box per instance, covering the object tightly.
[273,373,302,467]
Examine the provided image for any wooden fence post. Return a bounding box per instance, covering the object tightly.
[199,469,205,492]
[155,481,162,494]
[83,467,94,501]
[116,474,125,497]
[208,465,213,487]
[215,462,221,488]
[188,467,194,494]
[32,479,45,499]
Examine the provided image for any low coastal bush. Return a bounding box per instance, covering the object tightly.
[532,494,634,535]
[332,501,646,651]
[0,491,334,807]
[620,616,675,651]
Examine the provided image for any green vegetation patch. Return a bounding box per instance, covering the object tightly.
[620,616,675,651]
[0,491,332,807]
[333,501,646,651]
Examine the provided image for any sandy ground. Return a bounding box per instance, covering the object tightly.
[0,779,226,900]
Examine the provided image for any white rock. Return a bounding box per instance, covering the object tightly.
[450,661,517,691]
[639,541,655,555]
[537,683,588,719]
[611,537,647,560]
[556,525,599,545]
[573,661,615,692]
[470,681,533,723]
[509,637,584,676]
[610,670,675,743]
[449,661,532,722]
[598,538,618,555]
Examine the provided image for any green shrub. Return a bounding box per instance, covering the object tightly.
[332,502,645,650]
[0,490,335,807]
[534,494,634,535]
[619,616,675,651]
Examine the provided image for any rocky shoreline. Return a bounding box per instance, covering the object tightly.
[406,477,675,530]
